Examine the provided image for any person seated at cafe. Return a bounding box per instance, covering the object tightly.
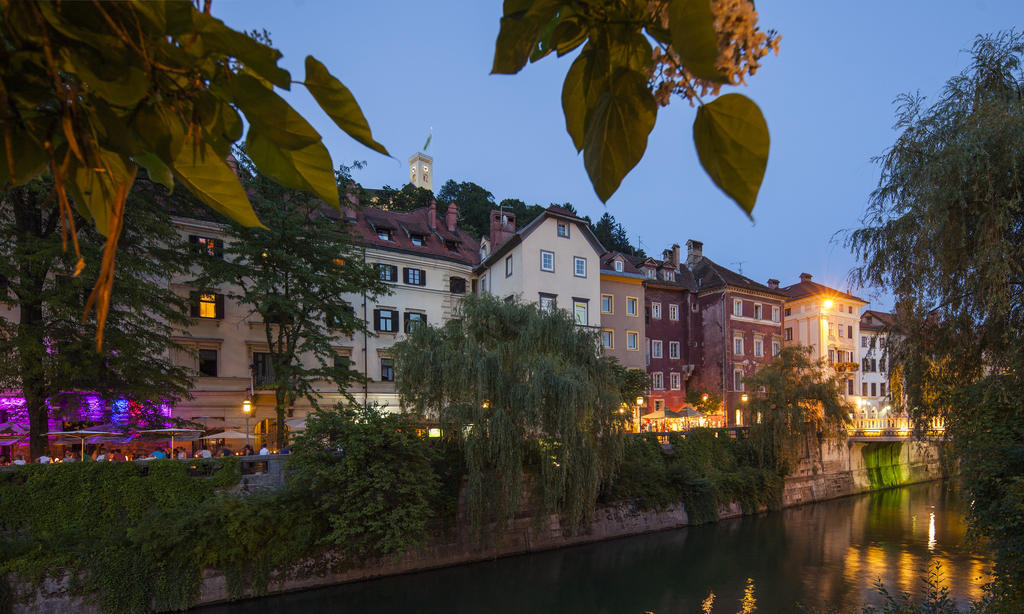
[95,446,107,462]
[37,454,51,464]
[63,450,77,462]
[219,446,233,457]
[259,444,270,455]
[176,447,188,460]
[197,447,212,459]
[12,454,26,466]
[109,448,126,462]
[150,448,167,459]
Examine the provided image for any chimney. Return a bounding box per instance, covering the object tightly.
[672,244,681,269]
[488,209,517,247]
[799,272,813,282]
[428,200,437,230]
[662,248,673,264]
[685,239,703,270]
[445,202,458,232]
[767,278,780,289]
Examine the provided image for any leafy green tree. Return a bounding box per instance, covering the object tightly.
[373,183,436,212]
[846,31,1024,607]
[497,197,546,229]
[493,0,779,212]
[742,346,851,475]
[392,293,642,533]
[437,179,497,239]
[0,1,388,346]
[197,153,386,449]
[591,211,643,256]
[286,404,439,562]
[0,178,195,459]
[685,387,723,415]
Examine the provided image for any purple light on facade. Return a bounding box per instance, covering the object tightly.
[0,393,177,430]
[111,399,129,425]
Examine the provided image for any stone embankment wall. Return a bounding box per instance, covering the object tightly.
[9,439,946,613]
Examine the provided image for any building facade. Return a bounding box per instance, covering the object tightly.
[780,273,868,407]
[859,309,894,418]
[598,252,646,370]
[476,206,604,327]
[685,240,787,426]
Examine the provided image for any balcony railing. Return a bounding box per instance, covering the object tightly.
[847,416,944,437]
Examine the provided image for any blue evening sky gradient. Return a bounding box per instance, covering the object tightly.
[215,1,1023,310]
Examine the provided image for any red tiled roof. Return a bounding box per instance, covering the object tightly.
[860,309,895,331]
[690,257,787,297]
[781,274,866,303]
[349,204,480,266]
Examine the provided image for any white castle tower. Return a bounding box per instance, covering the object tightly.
[408,152,433,191]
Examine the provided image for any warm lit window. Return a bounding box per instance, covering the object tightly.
[651,303,662,319]
[540,250,555,272]
[601,294,613,314]
[601,329,613,349]
[828,322,836,338]
[574,256,587,277]
[190,235,223,258]
[198,294,217,318]
[651,340,663,359]
[573,300,588,325]
[626,297,638,316]
[669,304,679,321]
[669,341,680,359]
[626,331,639,351]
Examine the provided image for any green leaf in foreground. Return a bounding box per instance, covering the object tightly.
[246,127,340,208]
[668,0,728,84]
[304,56,390,157]
[583,68,657,202]
[172,140,263,228]
[693,93,769,217]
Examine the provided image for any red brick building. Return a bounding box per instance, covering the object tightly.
[684,240,787,426]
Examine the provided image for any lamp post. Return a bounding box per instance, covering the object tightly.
[242,398,252,450]
[635,396,644,433]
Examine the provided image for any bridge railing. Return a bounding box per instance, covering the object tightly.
[847,416,945,437]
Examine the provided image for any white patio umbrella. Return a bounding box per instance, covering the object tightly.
[199,430,250,440]
[44,428,117,461]
[137,428,203,450]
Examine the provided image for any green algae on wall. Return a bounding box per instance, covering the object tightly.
[862,442,905,489]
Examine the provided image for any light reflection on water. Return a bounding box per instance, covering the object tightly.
[198,481,989,614]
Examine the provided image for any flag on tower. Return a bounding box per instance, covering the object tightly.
[423,128,432,151]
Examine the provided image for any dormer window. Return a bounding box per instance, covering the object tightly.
[645,268,656,279]
[445,240,459,252]
[410,234,426,246]
[614,260,623,273]
[663,271,675,281]
[377,229,393,241]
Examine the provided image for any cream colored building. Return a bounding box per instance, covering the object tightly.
[476,206,604,327]
[780,273,868,402]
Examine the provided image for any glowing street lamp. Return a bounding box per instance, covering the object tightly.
[741,393,749,403]
[823,299,834,310]
[242,398,252,450]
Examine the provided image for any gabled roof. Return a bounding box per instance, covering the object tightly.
[860,309,895,331]
[689,256,787,297]
[781,273,866,303]
[620,252,697,291]
[349,204,480,266]
[600,251,643,276]
[476,205,605,272]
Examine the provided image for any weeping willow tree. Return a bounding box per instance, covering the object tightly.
[742,346,852,475]
[845,32,1024,607]
[392,293,641,534]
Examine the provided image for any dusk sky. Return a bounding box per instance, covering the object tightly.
[216,2,1023,310]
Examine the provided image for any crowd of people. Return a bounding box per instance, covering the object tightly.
[0,442,276,466]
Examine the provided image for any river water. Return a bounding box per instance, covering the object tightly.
[201,481,990,613]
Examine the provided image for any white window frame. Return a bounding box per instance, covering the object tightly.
[753,337,764,357]
[505,255,513,278]
[669,304,679,321]
[733,299,743,316]
[652,372,664,390]
[668,341,680,359]
[540,250,555,272]
[614,260,623,272]
[651,340,663,359]
[772,341,780,357]
[670,372,681,390]
[772,306,780,323]
[733,334,744,355]
[734,368,745,391]
[651,303,662,319]
[573,256,587,278]
[754,304,762,320]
